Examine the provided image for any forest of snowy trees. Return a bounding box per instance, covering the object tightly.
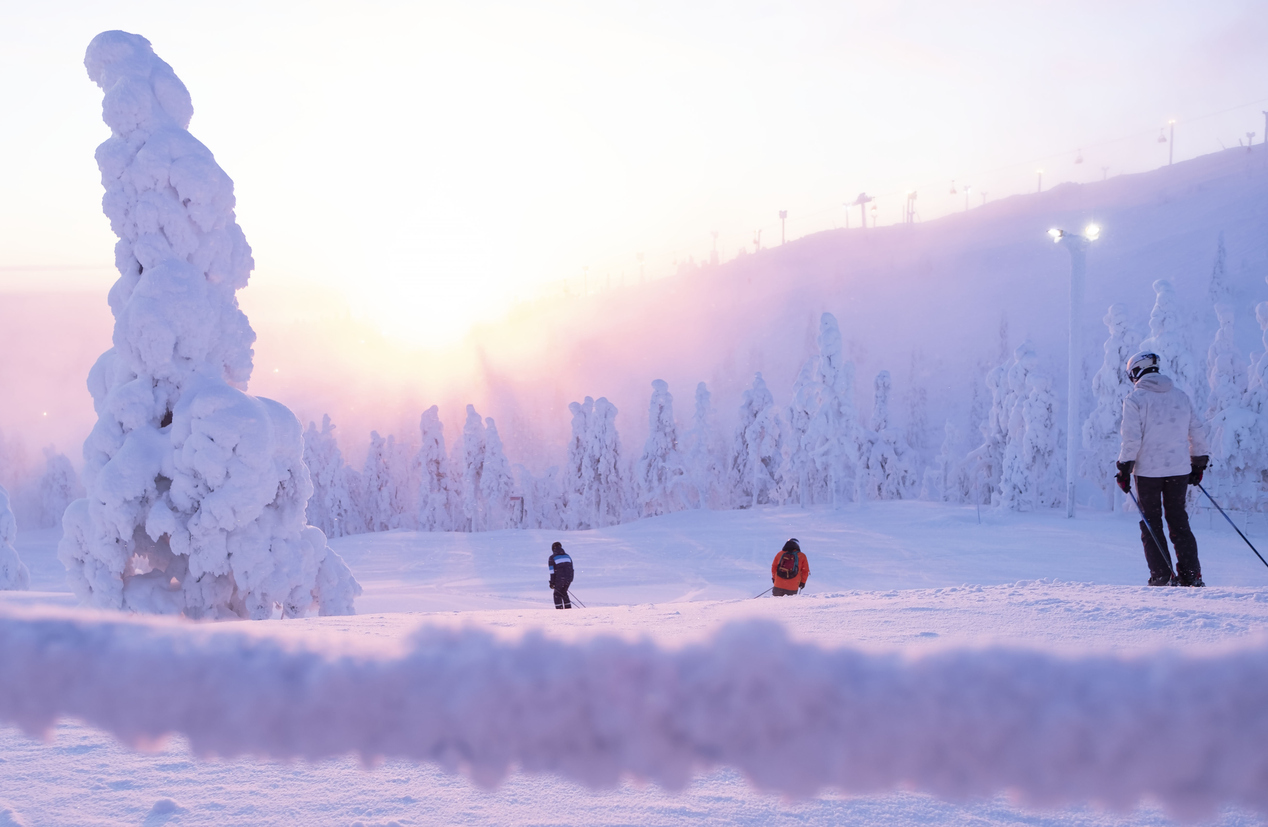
[288,233,1268,536]
[4,235,1266,544]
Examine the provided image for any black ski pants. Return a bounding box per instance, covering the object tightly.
[772,586,801,596]
[553,587,572,609]
[1135,474,1202,585]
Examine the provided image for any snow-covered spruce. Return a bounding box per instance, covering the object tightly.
[857,370,919,501]
[58,31,360,618]
[2,607,1268,820]
[1139,279,1204,410]
[1081,304,1140,510]
[34,449,84,530]
[302,415,360,539]
[729,373,784,508]
[563,396,625,529]
[0,487,30,592]
[1204,304,1257,509]
[680,382,725,510]
[635,380,688,517]
[415,406,455,531]
[479,418,516,530]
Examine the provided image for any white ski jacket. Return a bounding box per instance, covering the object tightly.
[1117,374,1210,478]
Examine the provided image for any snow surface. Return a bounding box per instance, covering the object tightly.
[5,502,1268,826]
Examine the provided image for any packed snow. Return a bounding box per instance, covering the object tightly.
[5,502,1268,826]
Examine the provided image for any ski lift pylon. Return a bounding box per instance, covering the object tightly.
[1157,129,1167,143]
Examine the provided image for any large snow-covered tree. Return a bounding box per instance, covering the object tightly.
[680,382,725,509]
[415,406,455,531]
[996,342,1042,510]
[730,373,784,507]
[58,32,360,618]
[562,396,626,529]
[812,314,861,506]
[1081,304,1140,510]
[635,379,688,517]
[0,485,30,591]
[480,417,517,530]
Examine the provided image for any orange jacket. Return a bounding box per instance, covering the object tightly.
[771,549,809,590]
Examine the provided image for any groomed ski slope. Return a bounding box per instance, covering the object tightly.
[3,501,1268,827]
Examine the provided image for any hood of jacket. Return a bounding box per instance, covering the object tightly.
[1135,374,1173,393]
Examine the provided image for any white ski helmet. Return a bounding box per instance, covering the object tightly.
[1126,351,1160,384]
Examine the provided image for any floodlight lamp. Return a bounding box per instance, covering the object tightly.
[1085,224,1100,241]
[1048,228,1064,242]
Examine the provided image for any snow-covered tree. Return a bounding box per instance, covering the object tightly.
[920,421,963,502]
[963,358,1010,506]
[636,379,688,517]
[1081,304,1141,510]
[302,415,359,538]
[562,396,626,529]
[813,314,861,506]
[858,371,920,500]
[784,358,819,507]
[1204,304,1256,508]
[458,405,487,531]
[517,464,563,530]
[480,417,517,529]
[1139,279,1203,407]
[361,431,415,532]
[0,486,30,591]
[1208,232,1232,308]
[996,342,1041,510]
[590,398,626,527]
[36,448,84,529]
[415,406,455,531]
[730,373,784,507]
[1017,373,1063,509]
[58,32,359,618]
[681,382,725,509]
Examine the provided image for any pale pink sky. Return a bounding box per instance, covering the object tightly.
[2,1,1267,461]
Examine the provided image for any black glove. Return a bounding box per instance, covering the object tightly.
[1115,461,1134,493]
[1189,455,1209,486]
[548,580,554,590]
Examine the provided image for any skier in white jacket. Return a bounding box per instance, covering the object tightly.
[1115,352,1210,586]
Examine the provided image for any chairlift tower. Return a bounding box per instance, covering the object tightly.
[1036,169,1043,193]
[779,210,787,244]
[904,191,917,225]
[1248,132,1257,152]
[852,192,873,229]
[1169,120,1175,165]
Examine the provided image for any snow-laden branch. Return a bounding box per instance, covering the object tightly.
[1,606,1266,820]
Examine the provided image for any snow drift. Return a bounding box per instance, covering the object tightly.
[57,31,360,618]
[1,606,1266,821]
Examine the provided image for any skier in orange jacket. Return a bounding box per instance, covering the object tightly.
[770,538,808,596]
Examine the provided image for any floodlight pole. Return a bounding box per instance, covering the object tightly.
[1052,230,1089,517]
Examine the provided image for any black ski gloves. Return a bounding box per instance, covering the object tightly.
[1189,455,1209,486]
[1115,461,1134,493]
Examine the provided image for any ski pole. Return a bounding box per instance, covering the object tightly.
[1196,483,1268,571]
[1127,488,1175,579]
[567,590,586,608]
[752,586,773,599]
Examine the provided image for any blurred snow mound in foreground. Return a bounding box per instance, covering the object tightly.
[1,606,1266,821]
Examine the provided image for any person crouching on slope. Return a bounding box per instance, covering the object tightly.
[771,538,808,596]
[1115,351,1210,587]
[548,541,574,609]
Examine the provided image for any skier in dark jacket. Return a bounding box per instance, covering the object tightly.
[1115,352,1210,587]
[548,541,574,609]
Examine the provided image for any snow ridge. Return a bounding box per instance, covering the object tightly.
[1,606,1266,820]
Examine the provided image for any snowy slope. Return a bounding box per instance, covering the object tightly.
[4,502,1268,826]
